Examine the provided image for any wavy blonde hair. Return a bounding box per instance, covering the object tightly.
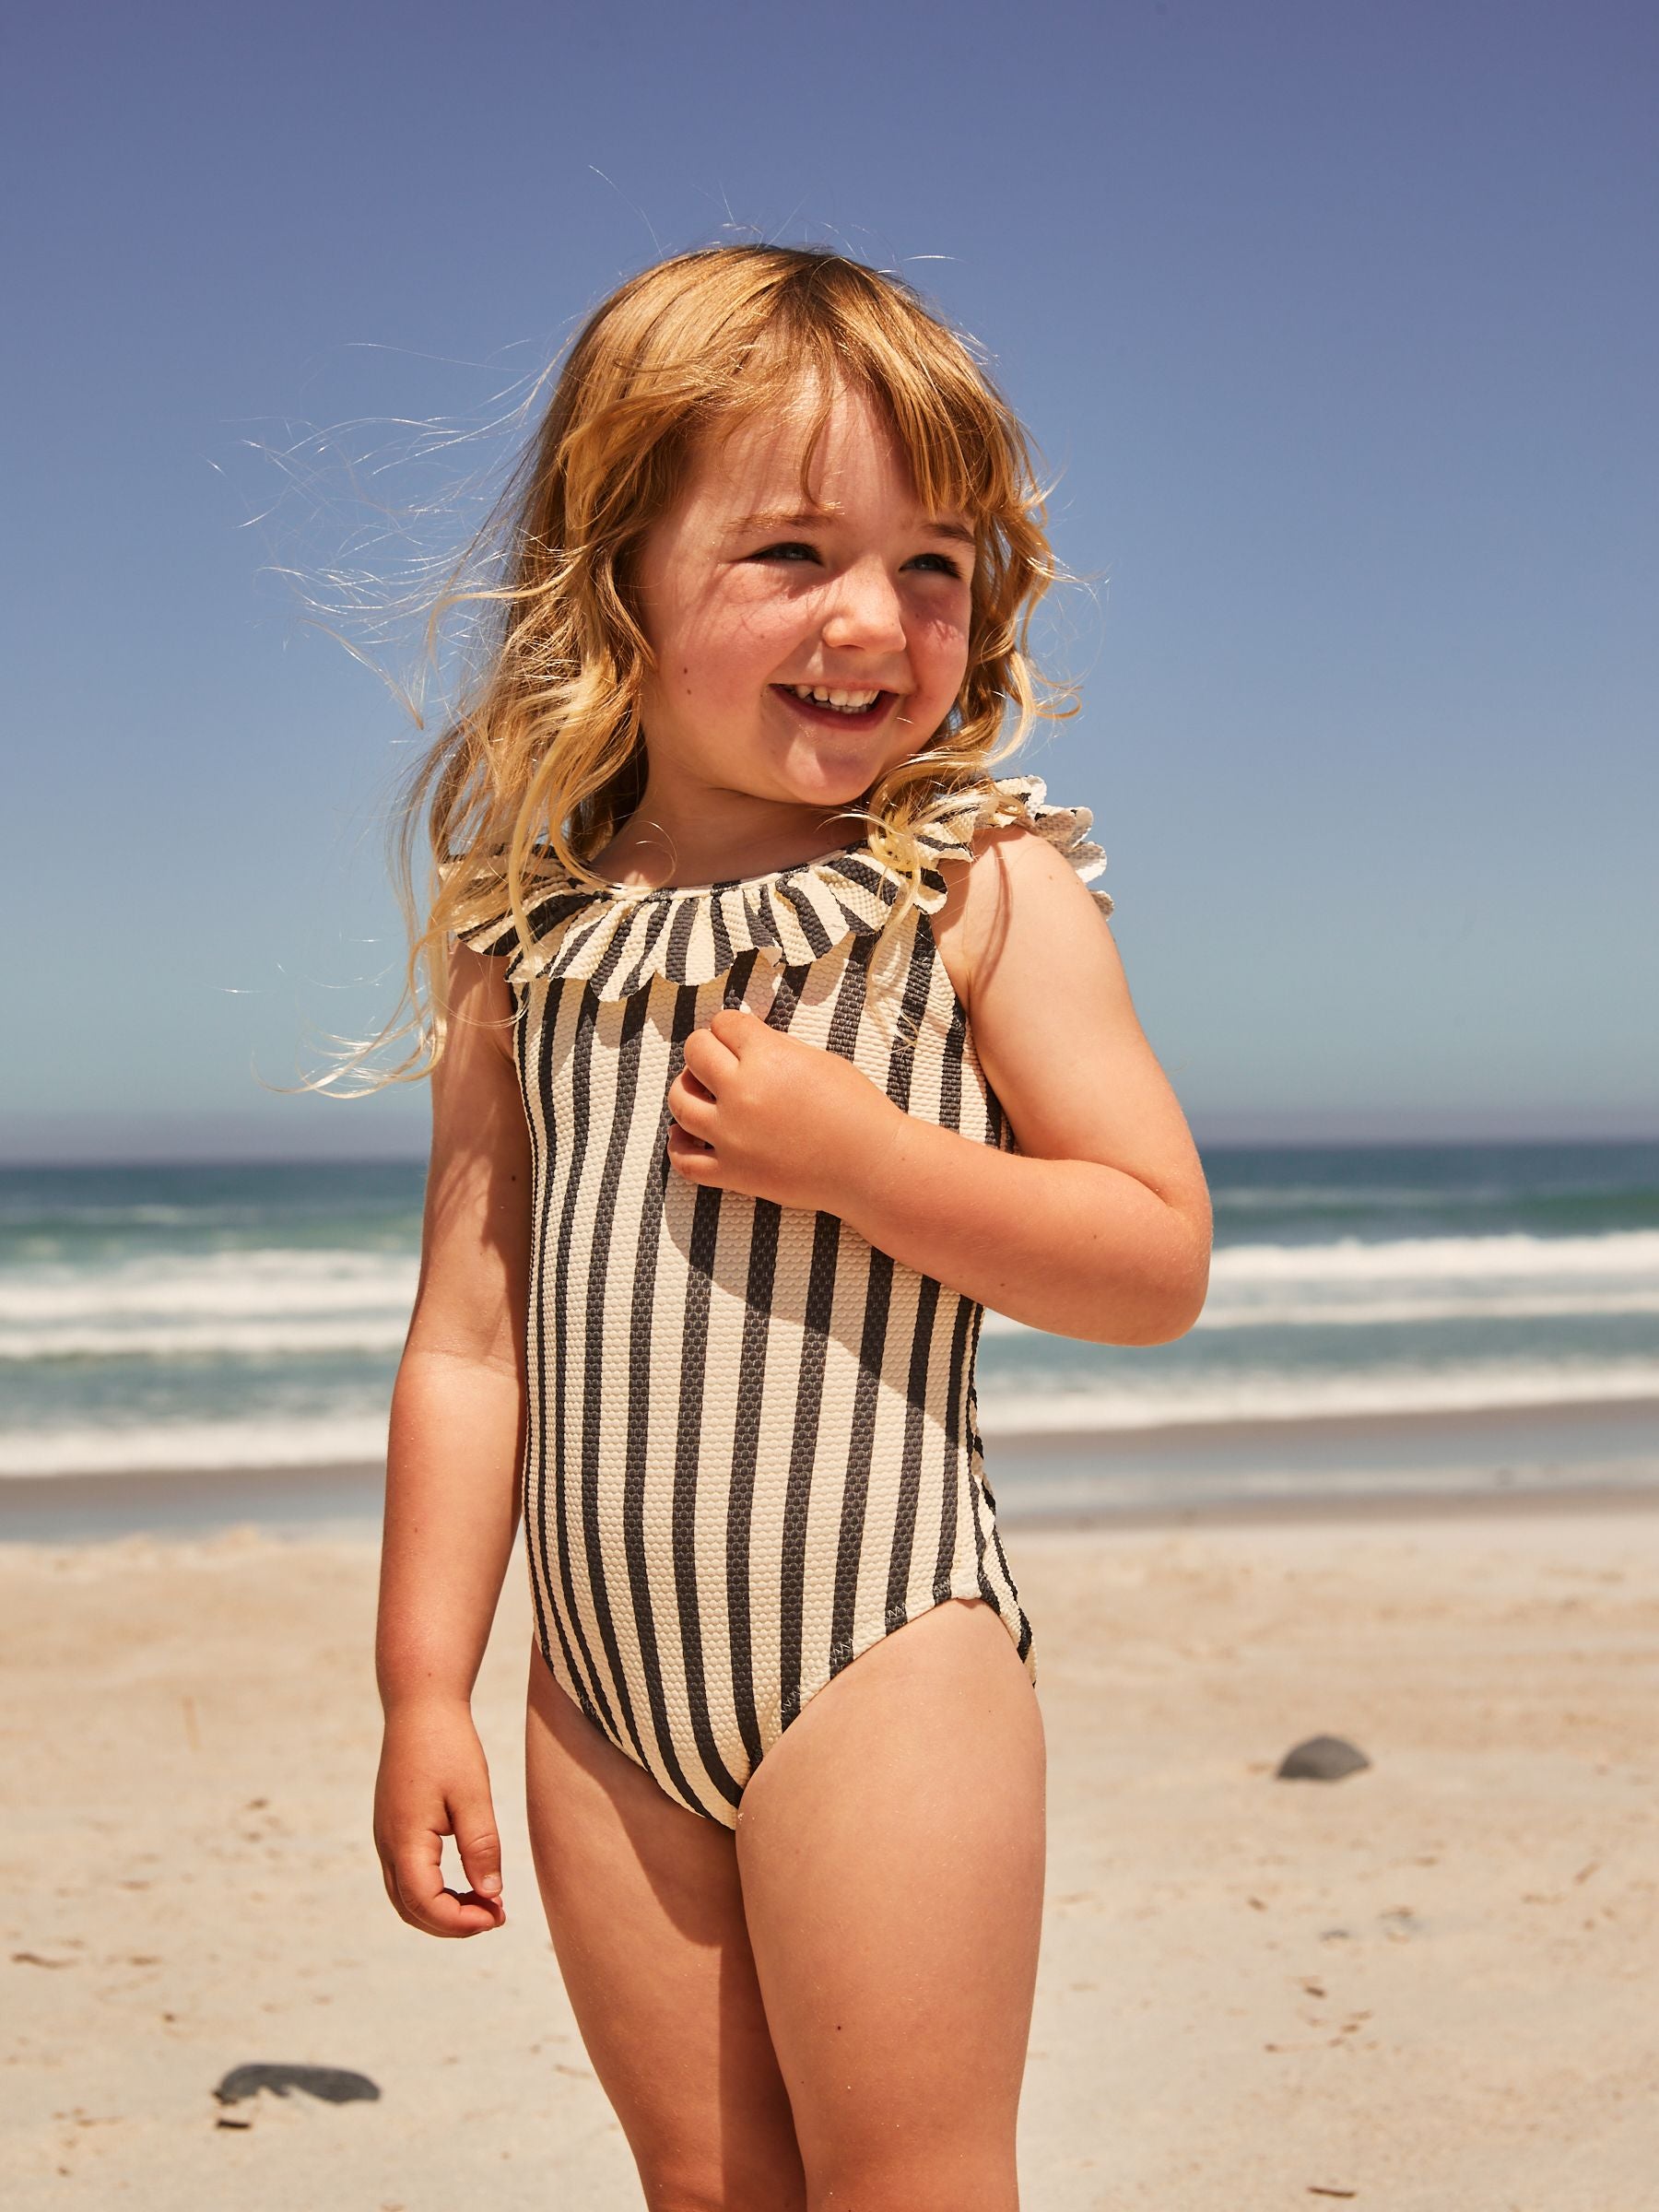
[337,241,1077,1088]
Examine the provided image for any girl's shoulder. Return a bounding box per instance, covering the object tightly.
[929,774,1114,1018]
[447,772,1111,1001]
[940,773,1113,912]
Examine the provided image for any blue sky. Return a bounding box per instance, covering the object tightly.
[4,0,1654,1159]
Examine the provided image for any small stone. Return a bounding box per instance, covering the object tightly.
[1275,1735,1371,1782]
[213,2064,380,2107]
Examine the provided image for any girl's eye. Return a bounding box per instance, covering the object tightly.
[747,541,965,580]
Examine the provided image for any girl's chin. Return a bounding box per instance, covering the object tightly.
[770,685,899,735]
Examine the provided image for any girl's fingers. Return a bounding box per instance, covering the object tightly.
[451,1794,506,1903]
[390,1834,448,1931]
[706,1006,765,1053]
[665,1075,719,1145]
[680,1023,741,1086]
[377,1855,403,1918]
[665,1124,721,1180]
[391,1833,504,1938]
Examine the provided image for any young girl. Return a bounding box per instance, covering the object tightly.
[370,242,1211,2209]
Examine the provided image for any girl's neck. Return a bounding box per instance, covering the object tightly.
[589,798,868,893]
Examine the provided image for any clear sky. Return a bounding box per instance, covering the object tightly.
[4,0,1654,1160]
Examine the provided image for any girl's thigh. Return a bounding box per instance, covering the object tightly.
[734,1595,1046,2212]
[523,1643,806,2212]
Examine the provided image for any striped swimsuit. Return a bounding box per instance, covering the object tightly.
[460,771,1113,1829]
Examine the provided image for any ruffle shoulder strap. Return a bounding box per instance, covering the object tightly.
[452,771,1112,1000]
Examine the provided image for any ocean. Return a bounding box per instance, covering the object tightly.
[3,1142,1656,1527]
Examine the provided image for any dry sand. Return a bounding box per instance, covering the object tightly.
[2,1489,1655,2210]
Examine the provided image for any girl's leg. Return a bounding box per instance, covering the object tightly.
[524,1642,807,2212]
[734,1595,1046,2212]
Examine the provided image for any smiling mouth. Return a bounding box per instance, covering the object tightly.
[773,685,897,728]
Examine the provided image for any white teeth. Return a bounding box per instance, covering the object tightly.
[787,685,883,712]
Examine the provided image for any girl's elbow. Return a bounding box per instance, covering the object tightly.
[1098,1224,1211,1346]
[1159,1241,1212,1339]
[1103,1298,1203,1347]
[1132,1288,1207,1346]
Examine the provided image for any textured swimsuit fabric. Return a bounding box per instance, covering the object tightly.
[458,772,1113,1828]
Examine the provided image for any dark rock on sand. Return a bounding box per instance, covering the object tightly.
[1275,1735,1371,1782]
[214,2063,381,2106]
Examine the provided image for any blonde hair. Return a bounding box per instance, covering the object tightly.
[339,242,1077,1088]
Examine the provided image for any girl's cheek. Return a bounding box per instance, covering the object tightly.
[739,605,817,668]
[911,617,968,682]
[923,614,972,678]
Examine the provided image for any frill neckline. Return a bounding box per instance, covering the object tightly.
[455,771,1112,1000]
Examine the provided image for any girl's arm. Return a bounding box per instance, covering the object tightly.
[841,826,1212,1346]
[372,944,531,1938]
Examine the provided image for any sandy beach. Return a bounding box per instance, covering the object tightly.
[2,1483,1655,2211]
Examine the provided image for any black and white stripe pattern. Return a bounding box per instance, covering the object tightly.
[463,775,1112,1827]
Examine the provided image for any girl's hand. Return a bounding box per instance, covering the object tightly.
[373,1701,508,1939]
[666,1006,897,1212]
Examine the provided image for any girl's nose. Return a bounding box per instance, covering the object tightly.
[820,557,907,653]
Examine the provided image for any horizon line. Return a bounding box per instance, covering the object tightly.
[4,1129,1659,1173]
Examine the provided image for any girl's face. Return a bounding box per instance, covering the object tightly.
[628,378,975,858]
